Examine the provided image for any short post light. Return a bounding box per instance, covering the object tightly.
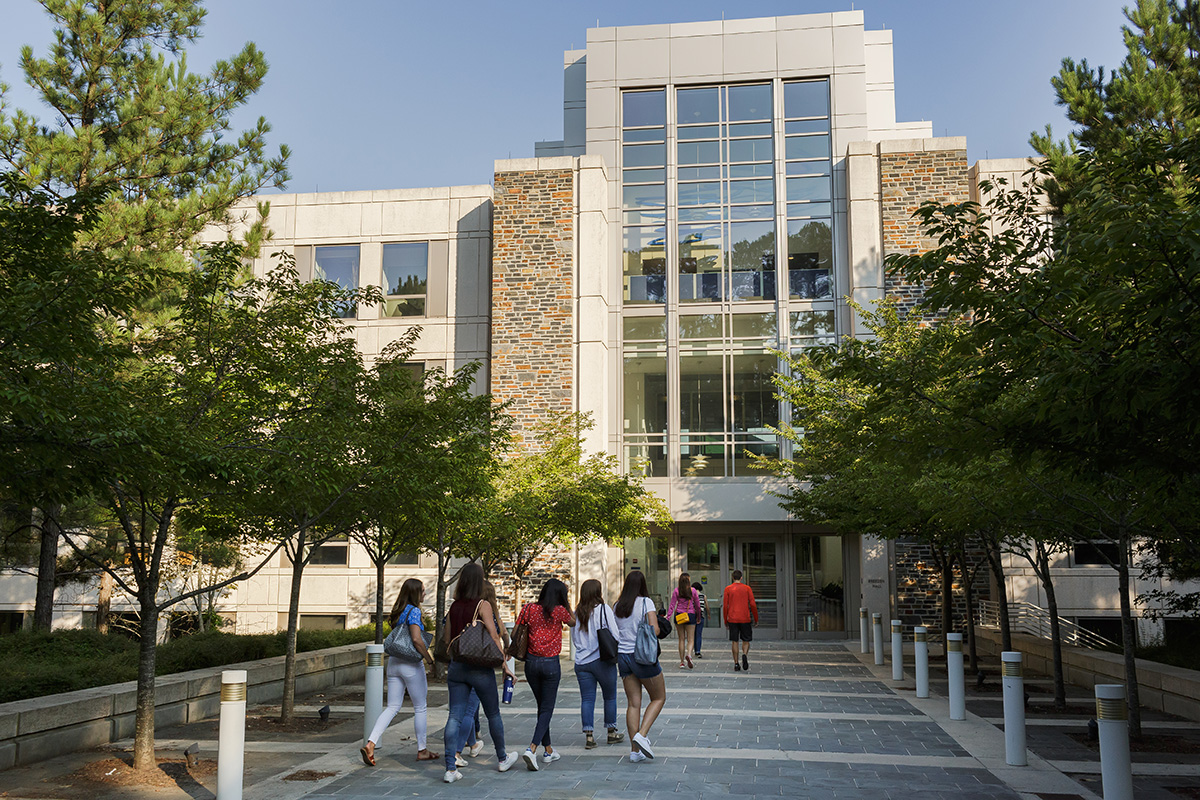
[860,608,870,654]
[872,613,884,666]
[363,644,384,746]
[913,626,929,698]
[1095,684,1134,800]
[1001,651,1027,766]
[947,633,965,720]
[891,619,904,682]
[217,669,247,800]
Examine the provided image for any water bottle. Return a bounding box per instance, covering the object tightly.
[502,674,514,704]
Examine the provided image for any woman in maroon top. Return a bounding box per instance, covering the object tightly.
[517,578,576,771]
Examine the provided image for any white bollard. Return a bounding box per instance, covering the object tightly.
[914,626,929,698]
[217,669,247,800]
[872,613,884,666]
[947,633,965,720]
[891,620,904,682]
[860,608,870,653]
[363,644,384,746]
[1095,684,1134,800]
[1001,651,1027,766]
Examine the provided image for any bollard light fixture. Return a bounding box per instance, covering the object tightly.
[319,704,331,723]
[184,742,200,768]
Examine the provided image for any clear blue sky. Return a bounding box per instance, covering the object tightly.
[0,0,1130,194]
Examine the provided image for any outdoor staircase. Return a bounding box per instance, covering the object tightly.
[976,599,1121,650]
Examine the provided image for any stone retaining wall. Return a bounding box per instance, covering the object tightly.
[976,628,1200,722]
[0,642,366,771]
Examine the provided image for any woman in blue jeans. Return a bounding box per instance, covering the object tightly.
[440,563,520,783]
[517,578,575,771]
[571,579,624,748]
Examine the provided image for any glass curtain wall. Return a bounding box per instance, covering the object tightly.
[620,79,833,477]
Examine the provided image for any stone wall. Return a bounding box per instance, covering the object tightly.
[880,147,969,320]
[893,537,990,637]
[490,166,576,444]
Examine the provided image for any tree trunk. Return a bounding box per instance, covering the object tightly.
[375,558,386,644]
[434,546,448,681]
[132,598,160,771]
[280,531,307,723]
[940,555,953,652]
[985,541,1013,651]
[963,558,979,670]
[97,568,114,634]
[33,504,62,632]
[1117,529,1142,738]
[1036,543,1067,710]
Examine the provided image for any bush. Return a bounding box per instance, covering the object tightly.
[0,624,377,703]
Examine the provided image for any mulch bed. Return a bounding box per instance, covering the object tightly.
[283,770,337,781]
[69,755,216,788]
[245,715,343,734]
[1067,732,1200,754]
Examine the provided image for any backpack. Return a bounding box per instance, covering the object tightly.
[633,598,661,666]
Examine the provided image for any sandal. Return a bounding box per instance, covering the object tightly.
[360,746,375,767]
[416,750,440,761]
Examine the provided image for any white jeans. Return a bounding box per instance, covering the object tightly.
[367,658,429,750]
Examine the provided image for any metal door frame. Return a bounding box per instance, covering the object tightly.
[733,536,785,639]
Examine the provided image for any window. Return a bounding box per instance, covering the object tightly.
[382,243,428,317]
[1074,541,1120,566]
[387,551,420,565]
[282,613,346,631]
[308,534,349,566]
[314,245,360,318]
[0,611,25,635]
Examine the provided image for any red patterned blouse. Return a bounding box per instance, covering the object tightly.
[520,603,573,657]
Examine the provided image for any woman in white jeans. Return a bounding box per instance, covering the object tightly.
[361,578,439,765]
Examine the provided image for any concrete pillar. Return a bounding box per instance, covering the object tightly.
[1001,651,1027,766]
[217,670,247,800]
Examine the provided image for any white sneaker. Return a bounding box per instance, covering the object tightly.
[497,752,519,772]
[467,740,485,758]
[632,732,654,759]
[454,754,468,767]
[443,770,462,783]
[629,751,648,763]
[541,750,561,764]
[522,749,540,771]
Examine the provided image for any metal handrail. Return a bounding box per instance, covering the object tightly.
[977,599,1121,651]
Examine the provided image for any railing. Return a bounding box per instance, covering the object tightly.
[977,599,1121,651]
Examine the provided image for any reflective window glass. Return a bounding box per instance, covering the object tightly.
[314,245,359,318]
[679,224,723,303]
[728,179,774,205]
[728,121,772,137]
[732,313,777,339]
[623,89,666,127]
[790,269,833,300]
[680,354,725,432]
[787,219,832,271]
[733,437,779,475]
[623,127,665,143]
[786,134,830,161]
[731,352,779,432]
[625,440,667,478]
[787,201,832,218]
[786,161,831,176]
[623,315,668,342]
[623,168,665,184]
[785,118,830,135]
[624,354,668,434]
[784,80,829,119]
[682,436,726,477]
[678,140,722,165]
[727,220,776,302]
[623,143,666,168]
[787,176,832,202]
[727,83,772,121]
[678,125,720,140]
[728,138,772,163]
[679,207,723,222]
[381,242,427,318]
[679,314,722,340]
[623,183,666,210]
[729,163,774,179]
[679,165,721,181]
[790,310,836,344]
[678,181,721,206]
[624,226,667,304]
[677,87,720,124]
[728,204,774,221]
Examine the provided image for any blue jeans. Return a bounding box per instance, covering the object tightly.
[457,689,481,752]
[444,661,506,770]
[695,617,705,654]
[574,659,618,732]
[524,654,561,748]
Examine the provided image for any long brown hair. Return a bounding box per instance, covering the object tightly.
[677,573,692,601]
[575,579,604,633]
[614,570,649,618]
[389,578,424,627]
[482,581,501,624]
[454,562,485,602]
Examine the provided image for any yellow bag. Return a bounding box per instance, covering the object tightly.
[674,612,690,625]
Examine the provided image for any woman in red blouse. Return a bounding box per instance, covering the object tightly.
[518,578,576,771]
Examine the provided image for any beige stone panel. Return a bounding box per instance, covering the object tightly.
[0,574,34,604]
[577,340,610,447]
[666,477,793,522]
[849,286,883,337]
[849,200,882,293]
[453,237,484,318]
[234,611,276,634]
[864,31,895,85]
[577,295,609,346]
[777,12,834,30]
[293,202,363,240]
[577,212,610,300]
[617,22,670,41]
[669,19,722,37]
[670,34,723,81]
[380,199,452,238]
[831,71,867,117]
[723,32,777,76]
[777,26,834,72]
[297,191,348,206]
[586,39,616,83]
[722,16,776,34]
[832,22,865,68]
[615,38,670,82]
[298,574,350,606]
[866,88,898,135]
[588,26,617,43]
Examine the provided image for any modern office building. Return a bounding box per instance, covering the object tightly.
[5,11,1188,645]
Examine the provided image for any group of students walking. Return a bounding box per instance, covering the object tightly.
[360,563,758,785]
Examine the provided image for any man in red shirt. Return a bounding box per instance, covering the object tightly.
[722,570,758,672]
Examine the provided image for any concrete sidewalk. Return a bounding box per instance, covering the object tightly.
[262,641,1098,800]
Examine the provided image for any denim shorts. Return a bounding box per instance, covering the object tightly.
[617,652,662,680]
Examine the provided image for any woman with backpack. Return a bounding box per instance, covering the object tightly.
[517,578,576,771]
[571,579,624,749]
[361,578,437,767]
[613,570,665,763]
[667,572,702,669]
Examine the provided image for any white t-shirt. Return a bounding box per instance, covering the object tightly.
[615,596,656,655]
[571,602,616,665]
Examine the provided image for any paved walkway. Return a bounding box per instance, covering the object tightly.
[249,641,1099,800]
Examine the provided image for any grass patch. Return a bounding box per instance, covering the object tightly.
[0,625,375,704]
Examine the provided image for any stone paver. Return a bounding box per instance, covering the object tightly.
[270,641,1031,800]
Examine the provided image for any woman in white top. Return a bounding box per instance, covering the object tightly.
[612,571,665,763]
[571,579,625,750]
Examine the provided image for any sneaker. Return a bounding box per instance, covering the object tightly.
[629,751,648,763]
[632,732,655,759]
[607,729,625,744]
[686,655,693,669]
[734,661,741,672]
[522,749,540,771]
[541,750,560,764]
[443,770,462,784]
[454,754,468,767]
[695,652,703,659]
[497,752,519,772]
[468,740,485,758]
[742,654,749,671]
[585,733,598,749]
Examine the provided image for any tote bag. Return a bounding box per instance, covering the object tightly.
[384,606,430,663]
[596,606,618,664]
[450,600,505,668]
[633,599,661,666]
[506,604,531,661]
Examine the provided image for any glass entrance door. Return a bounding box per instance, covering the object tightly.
[685,540,725,632]
[736,539,782,636]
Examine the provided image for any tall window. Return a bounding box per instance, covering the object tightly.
[382,242,428,317]
[314,245,360,318]
[622,90,667,305]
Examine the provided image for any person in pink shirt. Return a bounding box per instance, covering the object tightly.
[667,572,701,669]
